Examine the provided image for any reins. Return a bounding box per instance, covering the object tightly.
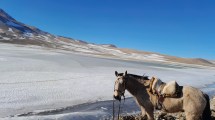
[113,95,125,120]
[117,99,121,120]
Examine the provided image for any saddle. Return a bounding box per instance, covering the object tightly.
[149,77,182,110]
[150,77,180,98]
[162,80,180,97]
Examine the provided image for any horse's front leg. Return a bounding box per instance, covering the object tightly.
[140,106,146,117]
[140,106,154,120]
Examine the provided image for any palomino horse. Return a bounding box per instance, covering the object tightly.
[113,71,211,120]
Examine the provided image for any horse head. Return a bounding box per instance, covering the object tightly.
[113,71,127,101]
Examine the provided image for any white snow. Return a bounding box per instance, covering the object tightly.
[124,53,167,62]
[23,32,34,37]
[0,43,214,119]
[1,37,10,41]
[40,35,49,40]
[55,42,167,62]
[62,43,96,53]
[88,43,126,56]
[8,28,14,33]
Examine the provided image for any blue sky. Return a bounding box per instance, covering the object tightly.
[0,0,215,59]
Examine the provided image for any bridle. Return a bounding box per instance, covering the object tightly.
[114,77,126,97]
[113,76,126,120]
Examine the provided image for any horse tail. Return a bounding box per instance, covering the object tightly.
[202,93,211,120]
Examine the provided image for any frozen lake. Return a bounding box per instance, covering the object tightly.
[0,43,215,119]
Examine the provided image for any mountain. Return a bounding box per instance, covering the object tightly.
[0,8,214,67]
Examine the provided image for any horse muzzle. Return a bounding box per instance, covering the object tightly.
[114,95,121,101]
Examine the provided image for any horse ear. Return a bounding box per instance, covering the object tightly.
[124,71,127,76]
[115,71,118,76]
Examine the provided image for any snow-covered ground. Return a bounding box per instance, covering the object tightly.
[0,43,215,120]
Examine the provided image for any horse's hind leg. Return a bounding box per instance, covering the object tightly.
[185,112,201,120]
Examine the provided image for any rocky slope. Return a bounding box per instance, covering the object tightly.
[0,8,214,67]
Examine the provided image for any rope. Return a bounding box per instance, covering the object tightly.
[122,95,125,112]
[113,97,125,120]
[113,97,115,120]
[117,95,126,120]
[117,100,121,120]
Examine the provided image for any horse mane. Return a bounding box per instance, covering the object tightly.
[127,73,149,80]
[125,73,150,96]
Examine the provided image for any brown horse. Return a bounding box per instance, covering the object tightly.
[113,71,211,120]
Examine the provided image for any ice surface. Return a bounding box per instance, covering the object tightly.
[0,43,214,119]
